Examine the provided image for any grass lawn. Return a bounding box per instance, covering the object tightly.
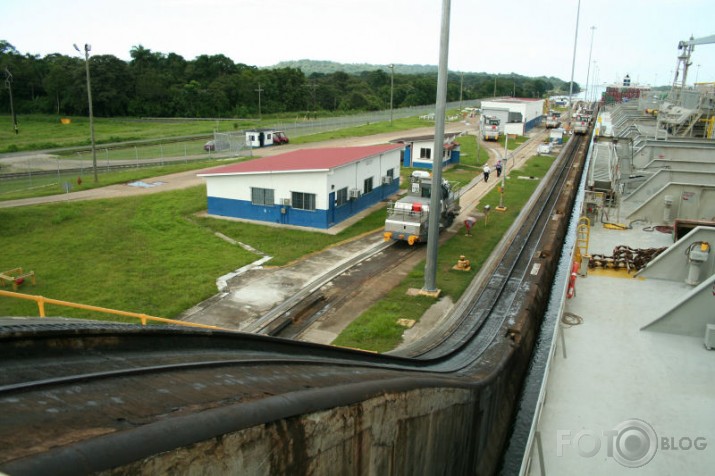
[0,157,246,201]
[0,185,387,322]
[332,155,555,353]
[0,115,235,153]
[1,110,531,340]
[0,113,454,153]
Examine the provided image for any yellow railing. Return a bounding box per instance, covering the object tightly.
[0,289,230,332]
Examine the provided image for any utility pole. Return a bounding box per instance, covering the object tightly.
[74,43,98,183]
[255,83,264,120]
[4,68,18,134]
[305,81,318,115]
[459,71,464,110]
[423,0,451,295]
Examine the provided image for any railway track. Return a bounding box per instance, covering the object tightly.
[0,133,587,475]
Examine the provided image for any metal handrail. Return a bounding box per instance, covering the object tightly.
[0,289,229,331]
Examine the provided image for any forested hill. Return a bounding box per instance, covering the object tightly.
[0,41,578,119]
[270,59,567,88]
[271,60,439,76]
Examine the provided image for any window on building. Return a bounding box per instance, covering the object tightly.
[420,148,432,159]
[251,187,274,206]
[386,168,394,179]
[292,191,316,211]
[364,177,374,194]
[336,187,348,206]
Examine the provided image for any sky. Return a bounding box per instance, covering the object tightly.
[3,0,715,88]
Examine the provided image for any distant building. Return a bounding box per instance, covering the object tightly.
[600,76,651,105]
[198,144,402,229]
[480,98,546,136]
[389,132,462,169]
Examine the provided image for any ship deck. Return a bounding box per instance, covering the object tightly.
[526,131,715,473]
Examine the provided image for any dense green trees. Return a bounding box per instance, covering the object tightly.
[0,41,577,119]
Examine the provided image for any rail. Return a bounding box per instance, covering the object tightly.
[0,130,588,475]
[0,289,229,331]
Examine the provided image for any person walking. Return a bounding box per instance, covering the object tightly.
[483,164,491,182]
[495,160,503,178]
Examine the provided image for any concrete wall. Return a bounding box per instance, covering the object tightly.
[116,388,487,475]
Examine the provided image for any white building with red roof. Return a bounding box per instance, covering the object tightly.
[197,144,403,229]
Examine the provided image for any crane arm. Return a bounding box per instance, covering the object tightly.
[679,34,715,48]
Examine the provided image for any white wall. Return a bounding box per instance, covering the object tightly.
[481,99,545,126]
[205,149,401,209]
[330,149,400,194]
[206,172,327,205]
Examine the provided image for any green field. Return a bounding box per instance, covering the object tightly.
[0,112,550,352]
[0,115,232,153]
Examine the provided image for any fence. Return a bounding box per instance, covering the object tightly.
[0,100,479,197]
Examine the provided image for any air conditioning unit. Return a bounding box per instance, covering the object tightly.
[382,176,393,184]
[349,188,361,199]
[281,198,291,206]
[705,324,715,350]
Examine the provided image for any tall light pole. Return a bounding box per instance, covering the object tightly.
[74,43,98,183]
[568,0,581,113]
[388,64,395,124]
[584,26,596,103]
[422,0,451,295]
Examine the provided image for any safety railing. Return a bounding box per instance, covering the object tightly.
[0,289,229,332]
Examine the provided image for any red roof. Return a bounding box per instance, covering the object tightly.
[198,144,403,176]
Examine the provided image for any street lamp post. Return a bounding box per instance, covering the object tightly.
[388,64,395,124]
[74,43,98,183]
[584,26,596,102]
[568,0,581,113]
[422,0,451,294]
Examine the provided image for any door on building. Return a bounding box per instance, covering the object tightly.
[328,191,336,226]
